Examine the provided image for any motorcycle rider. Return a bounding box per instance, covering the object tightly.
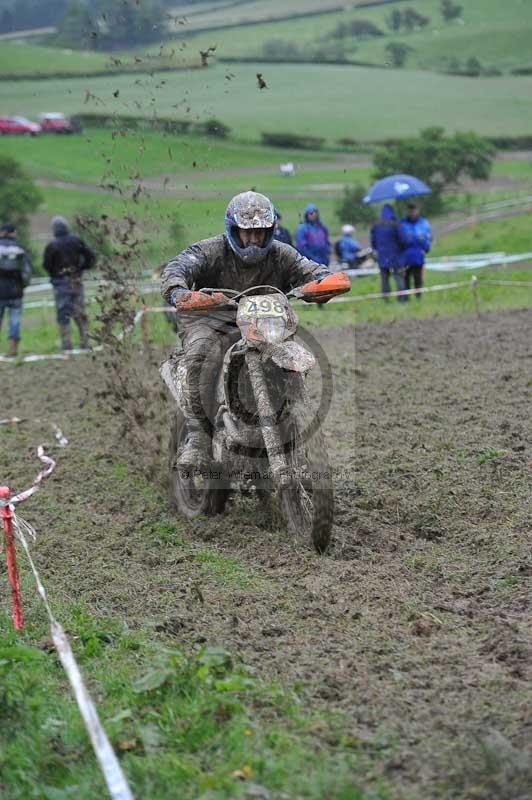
[161,191,337,471]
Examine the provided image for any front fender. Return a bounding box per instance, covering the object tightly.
[160,357,188,411]
[269,340,316,372]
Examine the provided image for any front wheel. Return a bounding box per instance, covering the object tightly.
[280,383,333,554]
[168,411,229,519]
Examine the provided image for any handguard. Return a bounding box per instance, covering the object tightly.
[174,290,229,313]
[296,271,351,304]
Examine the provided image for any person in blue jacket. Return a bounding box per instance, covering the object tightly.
[336,224,362,268]
[295,203,331,266]
[370,204,406,302]
[398,202,432,300]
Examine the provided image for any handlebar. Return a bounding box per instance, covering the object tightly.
[175,274,351,313]
[199,285,287,300]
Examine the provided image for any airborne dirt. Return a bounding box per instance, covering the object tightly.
[1,309,531,799]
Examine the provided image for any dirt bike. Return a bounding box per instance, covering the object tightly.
[336,246,375,272]
[161,272,350,553]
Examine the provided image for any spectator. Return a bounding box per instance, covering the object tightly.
[295,203,331,266]
[398,202,432,300]
[43,216,96,351]
[336,224,362,268]
[273,209,292,246]
[0,223,32,357]
[370,204,406,302]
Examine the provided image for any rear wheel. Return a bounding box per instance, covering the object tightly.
[168,411,229,518]
[280,383,333,554]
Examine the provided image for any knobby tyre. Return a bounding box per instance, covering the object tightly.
[280,379,333,554]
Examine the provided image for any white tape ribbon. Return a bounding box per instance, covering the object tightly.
[12,513,134,800]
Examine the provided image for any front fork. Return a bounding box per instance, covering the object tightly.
[245,350,291,487]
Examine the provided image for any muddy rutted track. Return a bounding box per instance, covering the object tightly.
[1,311,531,799]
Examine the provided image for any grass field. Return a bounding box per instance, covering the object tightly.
[1,120,527,278]
[167,0,349,30]
[14,263,532,357]
[0,41,110,75]
[0,39,200,77]
[432,213,532,257]
[176,0,532,74]
[33,184,339,268]
[0,128,336,183]
[0,475,381,800]
[2,0,531,80]
[2,62,532,144]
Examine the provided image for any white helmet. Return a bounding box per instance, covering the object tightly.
[342,224,355,235]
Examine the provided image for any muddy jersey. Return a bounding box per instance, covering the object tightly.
[161,234,330,304]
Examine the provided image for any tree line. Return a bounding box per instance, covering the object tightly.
[0,0,68,34]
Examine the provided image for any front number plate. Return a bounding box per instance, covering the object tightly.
[238,294,286,319]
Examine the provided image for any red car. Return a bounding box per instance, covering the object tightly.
[38,112,74,134]
[0,116,41,135]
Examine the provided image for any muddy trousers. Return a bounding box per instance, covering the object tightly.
[404,265,424,300]
[52,278,89,349]
[176,314,241,430]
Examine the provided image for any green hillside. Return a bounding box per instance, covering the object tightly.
[172,0,532,74]
[2,63,531,144]
[0,39,199,77]
[167,0,361,31]
[0,128,335,183]
[0,41,111,75]
[2,0,530,78]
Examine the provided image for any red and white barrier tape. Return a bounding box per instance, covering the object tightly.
[9,445,56,505]
[1,430,134,800]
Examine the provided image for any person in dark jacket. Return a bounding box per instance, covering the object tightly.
[295,203,331,266]
[398,202,432,300]
[0,223,32,357]
[370,204,406,302]
[43,216,95,350]
[273,209,292,246]
[161,191,336,470]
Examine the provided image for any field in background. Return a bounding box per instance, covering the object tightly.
[2,63,532,144]
[0,128,338,183]
[1,122,526,261]
[168,0,349,30]
[3,0,532,79]
[17,262,532,357]
[179,0,532,73]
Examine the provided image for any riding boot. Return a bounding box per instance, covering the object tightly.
[177,418,212,473]
[59,323,72,351]
[7,338,18,357]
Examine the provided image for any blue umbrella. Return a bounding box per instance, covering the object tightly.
[363,174,432,204]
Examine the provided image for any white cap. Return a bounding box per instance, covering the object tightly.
[342,224,355,235]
